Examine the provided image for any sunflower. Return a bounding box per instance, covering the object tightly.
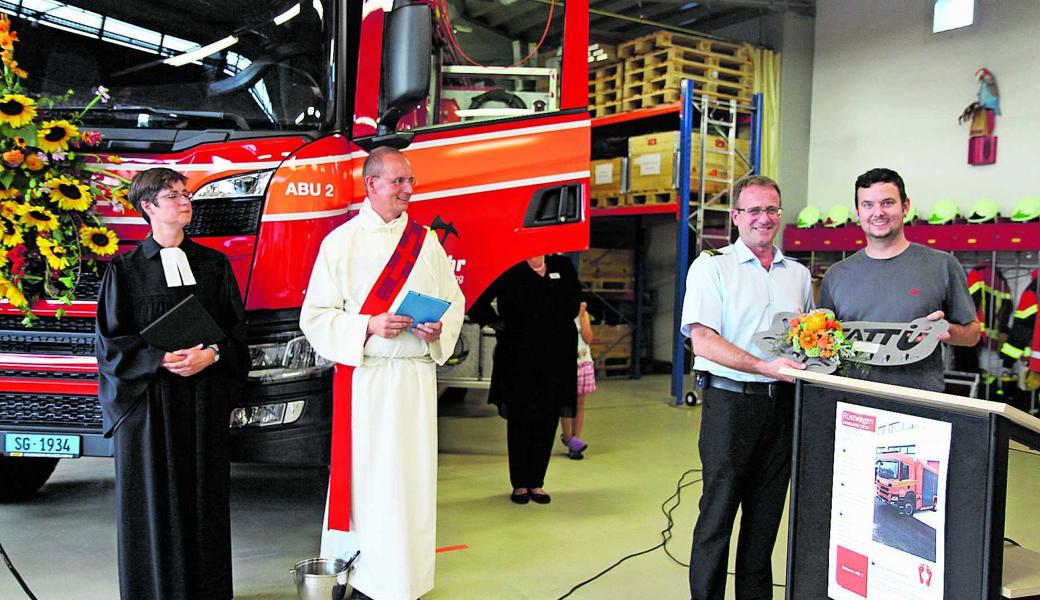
[0,187,21,201]
[0,247,6,268]
[0,93,36,128]
[45,175,92,211]
[111,187,133,212]
[21,205,58,231]
[80,226,118,256]
[0,216,22,246]
[37,120,79,154]
[36,236,69,270]
[0,275,28,308]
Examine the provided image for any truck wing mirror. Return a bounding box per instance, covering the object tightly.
[379,1,432,135]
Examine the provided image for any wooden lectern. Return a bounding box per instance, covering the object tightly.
[781,368,1040,599]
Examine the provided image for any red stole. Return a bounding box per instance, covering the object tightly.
[328,219,427,532]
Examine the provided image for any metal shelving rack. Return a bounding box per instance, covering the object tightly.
[670,80,763,405]
[588,81,762,392]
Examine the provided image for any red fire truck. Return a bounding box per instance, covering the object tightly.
[875,452,940,516]
[0,0,590,499]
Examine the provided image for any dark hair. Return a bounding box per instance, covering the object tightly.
[733,175,782,208]
[362,146,407,179]
[854,168,907,207]
[128,168,187,224]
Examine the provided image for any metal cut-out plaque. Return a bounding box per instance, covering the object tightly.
[753,312,950,374]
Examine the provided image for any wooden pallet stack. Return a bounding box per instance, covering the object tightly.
[616,31,753,112]
[588,61,624,118]
[579,248,634,292]
[590,323,633,378]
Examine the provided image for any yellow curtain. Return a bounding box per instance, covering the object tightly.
[750,47,781,180]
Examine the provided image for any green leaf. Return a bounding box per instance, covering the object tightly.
[8,124,38,146]
[0,170,12,189]
[54,307,66,319]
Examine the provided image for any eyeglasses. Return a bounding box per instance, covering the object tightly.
[372,176,417,187]
[733,206,782,217]
[157,191,192,202]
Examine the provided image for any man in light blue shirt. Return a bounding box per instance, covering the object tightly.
[680,175,812,600]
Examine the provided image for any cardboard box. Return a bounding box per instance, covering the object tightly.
[628,131,681,192]
[628,131,751,191]
[579,248,633,279]
[590,158,628,194]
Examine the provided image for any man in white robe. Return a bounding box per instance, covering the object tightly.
[300,146,465,600]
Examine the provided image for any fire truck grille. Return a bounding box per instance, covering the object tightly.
[0,314,97,334]
[0,393,102,429]
[0,369,96,380]
[185,197,263,236]
[0,331,95,356]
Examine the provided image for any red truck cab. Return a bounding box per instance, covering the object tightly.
[0,0,590,500]
[875,452,940,516]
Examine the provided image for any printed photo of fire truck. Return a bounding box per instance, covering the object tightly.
[872,450,941,562]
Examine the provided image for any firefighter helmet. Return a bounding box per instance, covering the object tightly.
[796,206,822,228]
[1010,196,1040,222]
[966,198,1000,223]
[824,205,853,228]
[903,204,918,225]
[927,199,960,224]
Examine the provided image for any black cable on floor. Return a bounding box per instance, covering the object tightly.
[0,539,38,600]
[556,467,701,599]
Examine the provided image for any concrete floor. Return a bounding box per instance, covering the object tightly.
[1,375,1038,599]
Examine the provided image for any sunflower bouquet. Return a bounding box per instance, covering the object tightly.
[783,309,856,365]
[0,14,126,324]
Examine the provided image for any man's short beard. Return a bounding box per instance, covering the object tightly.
[866,222,903,240]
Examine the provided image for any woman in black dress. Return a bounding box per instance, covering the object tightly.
[470,254,580,504]
[96,168,249,600]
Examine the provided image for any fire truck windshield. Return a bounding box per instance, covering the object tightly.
[876,460,899,479]
[7,0,335,131]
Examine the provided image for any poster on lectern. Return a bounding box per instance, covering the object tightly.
[826,402,952,600]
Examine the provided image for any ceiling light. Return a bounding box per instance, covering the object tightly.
[163,35,238,67]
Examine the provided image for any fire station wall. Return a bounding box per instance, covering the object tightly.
[806,0,1040,216]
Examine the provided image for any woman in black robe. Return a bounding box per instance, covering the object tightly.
[95,168,249,600]
[470,254,580,504]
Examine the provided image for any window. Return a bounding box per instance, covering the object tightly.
[396,0,565,131]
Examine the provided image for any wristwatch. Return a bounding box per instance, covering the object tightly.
[205,344,221,363]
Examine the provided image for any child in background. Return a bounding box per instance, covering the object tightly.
[562,301,595,459]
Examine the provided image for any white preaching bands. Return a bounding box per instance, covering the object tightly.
[159,247,197,288]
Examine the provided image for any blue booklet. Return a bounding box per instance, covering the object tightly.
[394,290,451,327]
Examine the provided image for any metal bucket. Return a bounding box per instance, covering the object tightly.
[290,557,351,600]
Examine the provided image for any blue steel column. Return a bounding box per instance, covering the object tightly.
[751,92,763,175]
[671,80,695,403]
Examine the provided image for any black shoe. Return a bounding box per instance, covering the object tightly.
[350,589,373,600]
[530,491,551,504]
[510,490,530,504]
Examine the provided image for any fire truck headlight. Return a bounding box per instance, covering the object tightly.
[193,170,274,200]
[229,400,305,429]
[248,333,332,383]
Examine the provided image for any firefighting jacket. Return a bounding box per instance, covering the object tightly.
[967,264,1012,342]
[1002,270,1039,372]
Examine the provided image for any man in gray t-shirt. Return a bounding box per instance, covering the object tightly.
[818,168,979,392]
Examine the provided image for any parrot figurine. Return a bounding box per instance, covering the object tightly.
[959,67,1000,123]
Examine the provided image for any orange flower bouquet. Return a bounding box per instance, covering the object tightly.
[783,309,855,365]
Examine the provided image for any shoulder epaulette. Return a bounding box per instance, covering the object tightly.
[700,249,723,257]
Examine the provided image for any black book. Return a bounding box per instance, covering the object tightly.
[141,294,224,352]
